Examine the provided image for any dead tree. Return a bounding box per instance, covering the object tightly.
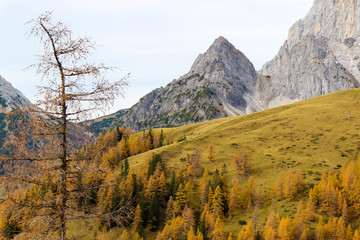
[0,12,130,240]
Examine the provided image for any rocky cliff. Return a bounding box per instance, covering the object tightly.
[90,0,360,132]
[0,75,31,113]
[120,37,262,130]
[259,0,360,107]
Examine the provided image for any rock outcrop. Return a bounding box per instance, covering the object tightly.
[259,0,360,107]
[0,75,31,113]
[121,37,262,130]
[90,0,360,132]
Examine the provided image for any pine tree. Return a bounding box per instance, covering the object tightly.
[120,229,131,240]
[159,129,164,147]
[165,196,175,223]
[316,216,325,240]
[305,190,316,222]
[277,216,291,240]
[347,225,353,240]
[132,205,143,236]
[128,135,139,156]
[188,227,197,240]
[147,193,160,230]
[264,210,277,237]
[207,143,215,162]
[233,149,252,176]
[212,217,227,240]
[264,226,276,240]
[353,230,360,240]
[170,171,177,197]
[229,180,242,216]
[212,186,225,220]
[337,217,347,240]
[200,212,207,240]
[299,229,307,240]
[242,220,256,240]
[175,183,187,212]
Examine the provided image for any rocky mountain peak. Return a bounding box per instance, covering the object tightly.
[0,75,31,113]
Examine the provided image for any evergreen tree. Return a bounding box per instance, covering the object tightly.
[353,230,360,240]
[212,186,225,220]
[132,205,143,236]
[200,213,207,240]
[147,193,160,231]
[170,171,177,197]
[159,129,164,147]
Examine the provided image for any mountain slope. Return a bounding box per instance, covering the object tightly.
[90,0,360,132]
[259,0,360,107]
[90,37,262,132]
[0,75,31,147]
[128,87,360,191]
[0,75,31,113]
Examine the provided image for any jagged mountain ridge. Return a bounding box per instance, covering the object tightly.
[0,75,31,113]
[259,0,360,107]
[120,37,263,130]
[89,0,360,132]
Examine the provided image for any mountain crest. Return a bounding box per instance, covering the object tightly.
[0,75,31,113]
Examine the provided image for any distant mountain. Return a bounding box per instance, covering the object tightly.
[0,75,31,147]
[88,37,264,133]
[0,75,31,113]
[259,0,360,108]
[90,0,360,132]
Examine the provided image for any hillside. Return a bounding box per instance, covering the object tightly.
[4,88,360,239]
[121,88,360,238]
[129,88,360,183]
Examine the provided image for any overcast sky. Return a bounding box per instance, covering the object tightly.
[0,0,313,115]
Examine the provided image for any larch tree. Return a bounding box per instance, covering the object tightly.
[0,12,129,240]
[207,143,215,162]
[233,148,252,176]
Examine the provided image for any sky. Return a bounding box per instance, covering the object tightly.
[0,0,313,115]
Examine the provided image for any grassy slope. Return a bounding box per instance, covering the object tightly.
[69,88,360,238]
[130,88,360,181]
[125,88,360,237]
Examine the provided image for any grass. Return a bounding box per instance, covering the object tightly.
[120,88,360,237]
[128,88,360,186]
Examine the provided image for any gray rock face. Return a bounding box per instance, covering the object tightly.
[121,37,261,130]
[259,0,360,107]
[93,0,360,131]
[0,75,31,113]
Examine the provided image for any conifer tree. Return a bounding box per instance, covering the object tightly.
[159,129,164,147]
[347,225,353,240]
[305,190,316,222]
[207,143,215,162]
[1,12,129,240]
[212,217,227,240]
[316,216,325,240]
[212,186,225,220]
[264,226,276,240]
[229,180,242,216]
[277,216,291,240]
[147,193,160,230]
[233,149,252,176]
[353,230,360,240]
[132,205,143,236]
[299,229,307,240]
[337,217,347,240]
[264,210,277,237]
[242,220,256,240]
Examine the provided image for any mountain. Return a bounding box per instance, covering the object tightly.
[89,0,360,132]
[89,37,263,133]
[259,0,360,107]
[0,75,31,113]
[0,75,31,146]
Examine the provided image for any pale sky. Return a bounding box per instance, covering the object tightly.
[0,0,313,115]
